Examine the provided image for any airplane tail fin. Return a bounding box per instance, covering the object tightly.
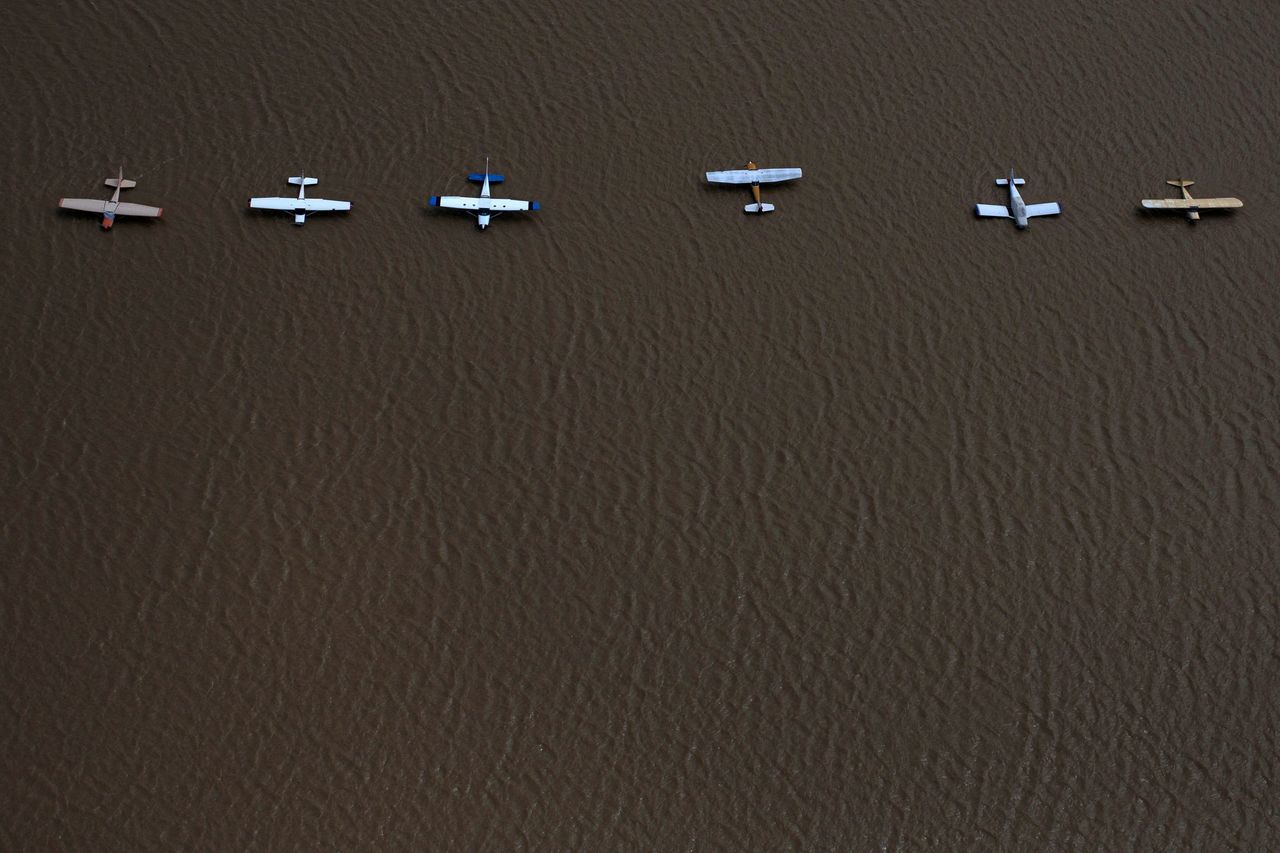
[744,202,776,213]
[105,178,137,189]
[995,178,1026,186]
[288,177,319,186]
[1167,180,1195,188]
[468,173,504,183]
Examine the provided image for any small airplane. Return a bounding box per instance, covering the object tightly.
[705,161,802,213]
[58,167,163,230]
[1141,180,1242,222]
[428,159,540,230]
[248,175,351,225]
[975,169,1061,229]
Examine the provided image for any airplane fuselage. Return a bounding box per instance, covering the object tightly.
[101,176,124,229]
[1008,172,1029,229]
[747,161,762,205]
[291,179,309,224]
[1178,183,1201,221]
[477,173,493,229]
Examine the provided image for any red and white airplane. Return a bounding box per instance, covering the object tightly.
[59,167,163,230]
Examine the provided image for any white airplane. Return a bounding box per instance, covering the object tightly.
[59,166,163,230]
[428,159,540,230]
[705,161,802,213]
[975,169,1060,229]
[1141,180,1242,222]
[249,175,351,225]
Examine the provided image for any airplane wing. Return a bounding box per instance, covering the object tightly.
[1025,202,1061,218]
[250,197,300,210]
[300,199,351,212]
[705,170,755,184]
[1193,198,1243,209]
[752,168,802,183]
[114,202,163,218]
[434,196,482,210]
[487,198,531,212]
[975,203,1010,218]
[59,198,108,213]
[249,197,349,212]
[1142,198,1242,210]
[706,168,802,184]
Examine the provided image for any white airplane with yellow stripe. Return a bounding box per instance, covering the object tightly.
[1141,180,1242,222]
[59,167,163,230]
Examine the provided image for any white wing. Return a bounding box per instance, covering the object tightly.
[705,170,755,184]
[60,198,108,213]
[487,198,530,212]
[706,168,801,184]
[299,198,350,212]
[250,197,300,210]
[435,196,482,210]
[752,168,802,183]
[250,197,349,211]
[1025,202,1061,218]
[114,202,163,218]
[975,203,1011,218]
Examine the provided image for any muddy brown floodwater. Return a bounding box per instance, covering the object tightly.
[3,0,1279,848]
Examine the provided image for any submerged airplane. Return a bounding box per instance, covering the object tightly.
[705,161,802,213]
[59,167,163,230]
[1141,180,1242,222]
[975,169,1060,229]
[428,159,540,230]
[249,175,351,225]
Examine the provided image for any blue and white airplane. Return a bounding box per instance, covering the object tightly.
[975,169,1060,229]
[429,159,540,230]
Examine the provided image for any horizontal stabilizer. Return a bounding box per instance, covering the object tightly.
[744,202,776,213]
[288,177,319,186]
[469,173,504,183]
[104,178,136,189]
[1166,180,1195,188]
[975,203,1011,218]
[995,178,1026,186]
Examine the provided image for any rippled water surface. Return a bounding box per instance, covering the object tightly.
[3,0,1279,848]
